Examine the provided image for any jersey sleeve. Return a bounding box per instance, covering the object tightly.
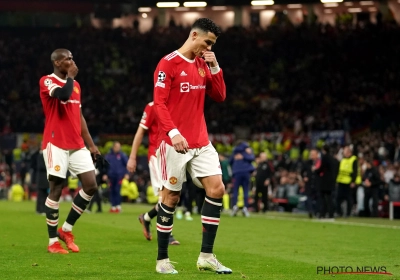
[153,58,177,135]
[39,76,60,97]
[140,103,154,130]
[205,64,226,102]
[75,81,82,108]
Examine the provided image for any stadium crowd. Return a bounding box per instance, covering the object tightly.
[1,19,400,218]
[1,20,400,135]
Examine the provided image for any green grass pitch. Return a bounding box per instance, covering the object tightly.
[0,201,399,280]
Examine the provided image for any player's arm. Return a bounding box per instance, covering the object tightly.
[51,78,73,101]
[80,110,100,155]
[127,125,147,173]
[203,51,226,102]
[154,60,189,153]
[51,62,79,102]
[153,60,176,134]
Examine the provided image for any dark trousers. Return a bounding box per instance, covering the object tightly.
[232,172,251,208]
[109,176,122,207]
[88,190,102,212]
[305,188,318,216]
[336,183,353,217]
[363,187,379,217]
[36,188,48,213]
[178,180,196,214]
[254,183,268,212]
[319,190,334,218]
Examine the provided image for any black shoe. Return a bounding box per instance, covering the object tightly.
[138,214,152,241]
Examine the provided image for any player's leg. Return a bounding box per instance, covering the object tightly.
[138,156,160,240]
[240,173,251,217]
[143,154,180,244]
[157,188,181,255]
[42,143,69,254]
[155,141,188,274]
[189,144,232,274]
[58,148,96,252]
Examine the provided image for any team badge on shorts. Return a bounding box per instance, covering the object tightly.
[169,177,178,185]
[198,68,206,77]
[54,165,61,172]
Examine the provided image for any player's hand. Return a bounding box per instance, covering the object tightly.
[171,134,189,154]
[203,51,218,67]
[127,157,137,173]
[67,62,79,79]
[89,145,100,158]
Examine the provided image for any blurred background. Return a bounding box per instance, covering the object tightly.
[1,0,400,219]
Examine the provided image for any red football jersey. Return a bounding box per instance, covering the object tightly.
[39,73,85,150]
[153,51,226,149]
[140,102,158,160]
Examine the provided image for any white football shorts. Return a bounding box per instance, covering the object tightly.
[149,155,161,196]
[156,141,221,192]
[43,142,95,179]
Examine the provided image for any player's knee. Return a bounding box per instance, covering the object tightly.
[82,181,98,196]
[49,187,63,200]
[161,190,180,208]
[207,183,225,199]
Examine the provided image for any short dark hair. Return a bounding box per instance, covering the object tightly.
[192,18,222,37]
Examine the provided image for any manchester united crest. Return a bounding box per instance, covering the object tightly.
[54,165,61,172]
[169,177,178,185]
[198,68,206,77]
[73,86,80,94]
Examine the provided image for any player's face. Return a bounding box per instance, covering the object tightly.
[57,52,75,74]
[193,31,217,58]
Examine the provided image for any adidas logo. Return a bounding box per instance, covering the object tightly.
[180,71,187,76]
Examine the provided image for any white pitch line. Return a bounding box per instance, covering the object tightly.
[263,215,400,229]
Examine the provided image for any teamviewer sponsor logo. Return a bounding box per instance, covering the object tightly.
[180,82,206,92]
[180,82,189,92]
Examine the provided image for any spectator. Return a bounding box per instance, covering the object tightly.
[311,146,339,220]
[105,141,128,213]
[302,156,318,218]
[362,159,381,217]
[229,140,255,217]
[254,152,274,213]
[387,172,400,219]
[336,146,358,217]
